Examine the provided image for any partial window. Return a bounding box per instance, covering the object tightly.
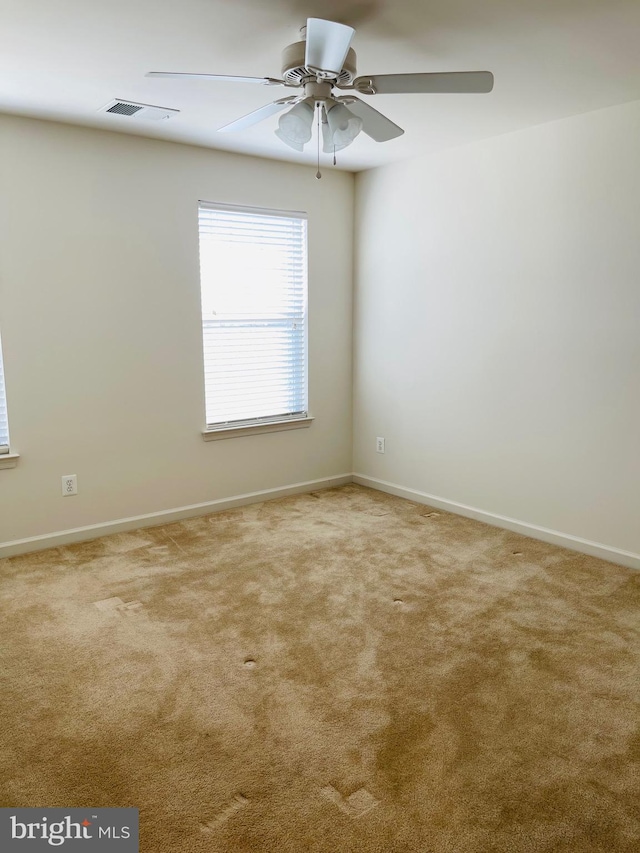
[0,333,10,454]
[198,202,309,434]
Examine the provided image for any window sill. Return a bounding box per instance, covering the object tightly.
[202,417,314,442]
[0,453,20,469]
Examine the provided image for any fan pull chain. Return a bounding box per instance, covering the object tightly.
[316,105,322,180]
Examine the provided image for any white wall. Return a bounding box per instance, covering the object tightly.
[354,98,640,558]
[0,116,354,547]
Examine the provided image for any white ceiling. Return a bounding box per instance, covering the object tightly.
[2,0,640,172]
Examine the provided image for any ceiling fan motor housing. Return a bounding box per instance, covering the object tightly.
[281,41,357,86]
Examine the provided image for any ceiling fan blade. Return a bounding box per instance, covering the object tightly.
[353,71,494,95]
[146,72,283,86]
[343,97,404,142]
[217,98,297,133]
[305,18,355,75]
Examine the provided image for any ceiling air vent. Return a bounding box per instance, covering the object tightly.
[106,102,142,116]
[99,100,179,121]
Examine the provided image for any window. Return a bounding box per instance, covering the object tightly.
[0,332,9,454]
[198,202,309,436]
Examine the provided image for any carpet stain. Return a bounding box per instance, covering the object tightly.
[375,710,436,792]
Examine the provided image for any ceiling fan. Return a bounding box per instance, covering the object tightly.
[147,18,493,159]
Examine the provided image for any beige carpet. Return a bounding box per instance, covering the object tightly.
[1,484,639,852]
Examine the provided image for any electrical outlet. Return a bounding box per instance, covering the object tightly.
[376,437,385,453]
[61,475,77,496]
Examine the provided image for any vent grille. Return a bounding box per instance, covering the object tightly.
[106,102,143,116]
[99,100,179,121]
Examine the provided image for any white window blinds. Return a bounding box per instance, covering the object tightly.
[0,334,9,453]
[198,202,308,430]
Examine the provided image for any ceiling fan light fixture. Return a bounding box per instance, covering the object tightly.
[274,127,305,151]
[147,18,493,160]
[321,118,333,155]
[324,101,363,151]
[275,99,315,149]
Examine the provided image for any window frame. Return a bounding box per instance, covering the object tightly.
[197,201,312,441]
[0,331,18,468]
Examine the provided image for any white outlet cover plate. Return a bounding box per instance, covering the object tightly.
[62,475,78,496]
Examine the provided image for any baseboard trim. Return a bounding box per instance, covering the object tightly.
[5,472,638,570]
[0,474,353,558]
[353,474,640,571]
